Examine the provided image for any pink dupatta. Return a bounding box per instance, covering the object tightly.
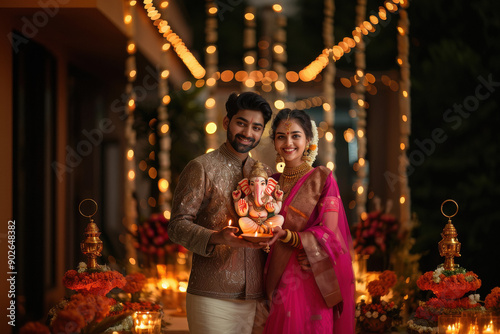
[264,167,355,333]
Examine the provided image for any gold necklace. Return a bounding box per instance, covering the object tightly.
[279,163,313,199]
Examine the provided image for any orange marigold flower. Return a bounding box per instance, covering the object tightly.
[51,309,86,334]
[122,272,147,293]
[379,270,397,288]
[19,321,51,334]
[367,279,389,297]
[485,287,500,309]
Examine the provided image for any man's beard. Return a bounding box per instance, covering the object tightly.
[227,127,260,153]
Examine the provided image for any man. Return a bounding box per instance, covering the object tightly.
[167,92,273,333]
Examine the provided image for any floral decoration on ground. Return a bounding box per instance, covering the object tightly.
[356,270,401,333]
[407,265,483,333]
[20,264,163,334]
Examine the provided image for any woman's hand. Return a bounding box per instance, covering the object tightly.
[297,249,312,272]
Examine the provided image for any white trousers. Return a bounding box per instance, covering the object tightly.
[186,293,258,334]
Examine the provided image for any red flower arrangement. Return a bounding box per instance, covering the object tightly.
[50,294,115,334]
[352,210,401,256]
[416,269,481,300]
[19,321,51,334]
[63,269,126,296]
[485,287,500,310]
[122,272,147,294]
[133,213,188,260]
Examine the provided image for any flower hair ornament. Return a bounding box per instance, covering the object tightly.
[302,120,319,165]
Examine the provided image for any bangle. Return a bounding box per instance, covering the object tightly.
[280,230,302,248]
[280,229,292,243]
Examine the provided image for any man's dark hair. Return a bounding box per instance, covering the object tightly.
[225,92,273,124]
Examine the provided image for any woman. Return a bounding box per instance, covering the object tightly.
[263,109,355,333]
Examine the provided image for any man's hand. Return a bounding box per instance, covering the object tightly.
[209,226,260,248]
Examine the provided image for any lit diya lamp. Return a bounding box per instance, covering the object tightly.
[241,230,273,243]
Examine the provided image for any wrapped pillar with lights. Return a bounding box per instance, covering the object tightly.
[322,0,336,172]
[397,3,412,230]
[205,0,219,151]
[272,3,288,108]
[243,5,257,93]
[123,0,139,268]
[354,0,368,219]
[157,42,172,217]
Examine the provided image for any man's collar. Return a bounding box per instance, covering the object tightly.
[219,142,246,167]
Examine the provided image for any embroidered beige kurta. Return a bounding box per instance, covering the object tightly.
[168,143,271,300]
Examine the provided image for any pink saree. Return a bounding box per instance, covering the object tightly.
[263,167,355,334]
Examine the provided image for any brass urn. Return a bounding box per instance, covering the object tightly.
[79,199,103,269]
[438,199,461,271]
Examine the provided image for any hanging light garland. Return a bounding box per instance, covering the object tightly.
[243,5,257,92]
[299,0,406,82]
[272,3,288,112]
[204,0,219,152]
[157,42,173,219]
[397,4,411,229]
[142,0,205,79]
[123,0,139,268]
[323,0,336,172]
[353,0,368,220]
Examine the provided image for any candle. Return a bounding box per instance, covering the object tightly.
[445,324,457,334]
[483,320,494,333]
[254,231,258,237]
[133,311,161,334]
[228,219,232,226]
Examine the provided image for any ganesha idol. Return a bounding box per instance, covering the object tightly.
[232,161,284,234]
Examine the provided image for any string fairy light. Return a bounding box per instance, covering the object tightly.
[123,0,139,267]
[205,0,219,151]
[397,4,411,229]
[243,5,257,92]
[299,0,406,82]
[157,41,173,218]
[353,0,368,219]
[323,0,336,172]
[272,3,288,105]
[142,0,205,79]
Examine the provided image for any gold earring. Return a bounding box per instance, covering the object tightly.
[301,149,312,163]
[276,153,284,163]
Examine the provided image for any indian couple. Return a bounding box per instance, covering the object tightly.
[167,92,355,334]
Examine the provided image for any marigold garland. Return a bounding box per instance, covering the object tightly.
[416,270,481,300]
[63,269,126,296]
